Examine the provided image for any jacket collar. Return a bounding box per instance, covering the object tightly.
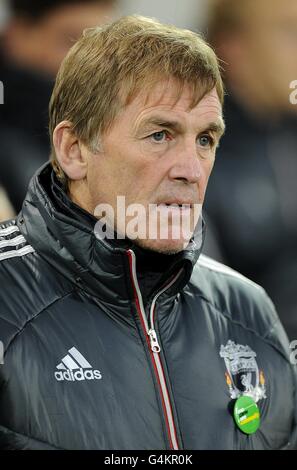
[20,163,205,308]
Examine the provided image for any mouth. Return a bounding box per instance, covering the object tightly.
[157,202,193,209]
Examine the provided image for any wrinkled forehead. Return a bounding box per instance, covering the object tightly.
[120,77,222,115]
[109,78,224,137]
[143,80,200,109]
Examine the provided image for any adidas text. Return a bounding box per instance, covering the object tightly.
[55,368,102,381]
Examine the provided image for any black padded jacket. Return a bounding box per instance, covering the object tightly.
[0,164,296,450]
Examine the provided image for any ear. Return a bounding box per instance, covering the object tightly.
[53,121,88,180]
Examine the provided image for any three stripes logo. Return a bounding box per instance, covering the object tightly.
[55,347,102,382]
[0,224,35,262]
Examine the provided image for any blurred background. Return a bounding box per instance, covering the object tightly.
[0,0,296,340]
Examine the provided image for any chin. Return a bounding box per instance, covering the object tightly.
[132,237,189,255]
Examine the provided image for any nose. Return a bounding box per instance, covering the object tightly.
[168,140,201,184]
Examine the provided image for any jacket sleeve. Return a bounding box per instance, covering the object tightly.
[263,292,297,450]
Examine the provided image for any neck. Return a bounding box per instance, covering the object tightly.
[68,179,95,215]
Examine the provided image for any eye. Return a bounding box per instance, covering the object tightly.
[198,134,214,148]
[150,131,168,143]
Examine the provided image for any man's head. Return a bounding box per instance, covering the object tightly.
[50,15,224,254]
[208,0,297,114]
[3,0,116,76]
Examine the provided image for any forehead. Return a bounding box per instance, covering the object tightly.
[119,80,222,125]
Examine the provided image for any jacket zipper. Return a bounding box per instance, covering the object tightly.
[127,249,182,450]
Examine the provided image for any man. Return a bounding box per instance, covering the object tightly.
[2,0,116,76]
[204,0,297,340]
[0,185,15,222]
[0,0,116,212]
[0,15,296,450]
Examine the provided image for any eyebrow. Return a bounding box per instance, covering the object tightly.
[138,115,226,137]
[138,117,183,133]
[206,120,226,137]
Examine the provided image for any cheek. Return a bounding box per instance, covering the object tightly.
[128,166,163,202]
[202,156,215,179]
[87,157,118,205]
[88,154,149,205]
[200,158,215,196]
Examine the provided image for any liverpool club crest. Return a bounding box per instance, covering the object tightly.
[220,340,266,402]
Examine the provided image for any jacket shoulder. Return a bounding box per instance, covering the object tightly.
[190,255,288,349]
[0,219,72,348]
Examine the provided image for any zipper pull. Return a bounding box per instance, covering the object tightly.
[148,329,161,353]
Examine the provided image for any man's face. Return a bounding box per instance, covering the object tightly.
[87,81,224,254]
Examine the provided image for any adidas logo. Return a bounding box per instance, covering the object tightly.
[54,347,102,382]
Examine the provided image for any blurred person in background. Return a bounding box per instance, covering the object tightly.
[204,0,297,340]
[0,184,15,220]
[0,0,116,212]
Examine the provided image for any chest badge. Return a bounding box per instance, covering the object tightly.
[220,340,266,403]
[233,395,261,434]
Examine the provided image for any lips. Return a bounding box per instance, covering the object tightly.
[157,203,192,213]
[157,202,193,208]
